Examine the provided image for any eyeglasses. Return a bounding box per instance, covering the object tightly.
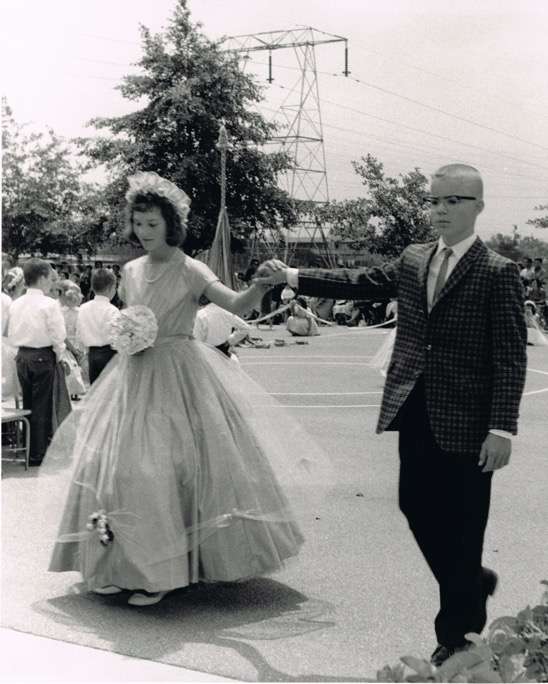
[423,195,478,207]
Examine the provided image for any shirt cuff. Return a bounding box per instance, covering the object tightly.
[287,268,299,288]
[489,429,513,440]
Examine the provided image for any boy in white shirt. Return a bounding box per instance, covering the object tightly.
[76,269,118,384]
[8,259,67,465]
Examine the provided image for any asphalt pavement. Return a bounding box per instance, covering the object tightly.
[2,323,548,682]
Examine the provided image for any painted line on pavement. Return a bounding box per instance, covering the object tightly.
[269,391,382,395]
[528,367,548,376]
[272,404,381,408]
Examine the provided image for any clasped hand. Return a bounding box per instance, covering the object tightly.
[253,259,289,286]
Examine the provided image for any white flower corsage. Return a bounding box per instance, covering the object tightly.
[108,305,158,356]
[86,510,114,547]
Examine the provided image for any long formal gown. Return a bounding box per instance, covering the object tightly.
[44,251,327,593]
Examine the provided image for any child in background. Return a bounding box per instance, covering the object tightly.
[8,259,68,465]
[58,280,86,400]
[76,269,118,384]
[193,295,254,361]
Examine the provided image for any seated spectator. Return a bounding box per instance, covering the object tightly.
[520,257,535,281]
[524,300,548,346]
[286,297,320,337]
[332,300,354,325]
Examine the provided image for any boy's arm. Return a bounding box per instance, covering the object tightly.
[255,259,401,300]
[47,302,67,360]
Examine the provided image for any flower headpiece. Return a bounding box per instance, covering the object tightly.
[125,171,191,224]
[5,267,24,292]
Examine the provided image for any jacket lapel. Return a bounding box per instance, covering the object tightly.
[433,237,485,307]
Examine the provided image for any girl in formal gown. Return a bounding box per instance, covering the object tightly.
[42,172,328,606]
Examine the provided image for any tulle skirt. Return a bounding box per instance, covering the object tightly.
[367,328,397,377]
[527,326,548,346]
[41,336,330,593]
[2,337,20,399]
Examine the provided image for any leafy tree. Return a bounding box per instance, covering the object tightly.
[2,98,108,259]
[78,0,297,255]
[519,235,548,261]
[351,155,436,258]
[311,155,435,260]
[484,233,548,263]
[312,198,375,253]
[527,204,548,230]
[484,233,524,262]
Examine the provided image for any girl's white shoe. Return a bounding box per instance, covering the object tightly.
[128,590,169,606]
[93,586,122,595]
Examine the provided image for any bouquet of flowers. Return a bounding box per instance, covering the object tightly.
[108,305,158,355]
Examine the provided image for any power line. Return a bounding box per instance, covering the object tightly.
[243,55,548,152]
[7,21,140,46]
[269,83,548,174]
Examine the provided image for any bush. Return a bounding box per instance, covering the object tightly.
[377,581,548,683]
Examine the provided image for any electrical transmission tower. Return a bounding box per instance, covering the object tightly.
[223,28,348,204]
[223,28,349,263]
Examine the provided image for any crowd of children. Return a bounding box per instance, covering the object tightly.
[2,255,122,465]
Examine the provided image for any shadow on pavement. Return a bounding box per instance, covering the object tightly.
[30,578,368,682]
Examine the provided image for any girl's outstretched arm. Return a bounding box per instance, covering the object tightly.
[204,280,268,316]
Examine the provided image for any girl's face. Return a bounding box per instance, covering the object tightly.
[132,207,168,252]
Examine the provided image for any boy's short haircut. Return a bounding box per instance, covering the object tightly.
[22,258,51,286]
[91,268,116,294]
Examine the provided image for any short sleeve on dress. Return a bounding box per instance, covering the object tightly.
[188,258,220,299]
[118,263,132,305]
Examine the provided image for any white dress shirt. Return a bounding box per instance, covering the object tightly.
[8,289,66,359]
[76,296,119,348]
[193,303,252,347]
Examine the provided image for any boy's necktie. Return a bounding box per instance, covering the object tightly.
[432,247,453,306]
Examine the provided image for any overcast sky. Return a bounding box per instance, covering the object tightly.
[2,0,548,240]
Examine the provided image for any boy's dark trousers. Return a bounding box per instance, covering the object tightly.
[88,346,116,384]
[397,377,493,647]
[15,346,56,462]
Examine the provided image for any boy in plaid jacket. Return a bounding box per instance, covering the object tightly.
[255,164,527,666]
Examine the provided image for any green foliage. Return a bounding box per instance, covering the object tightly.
[484,233,548,262]
[377,581,548,683]
[527,205,548,230]
[311,155,436,259]
[2,98,109,258]
[78,0,298,255]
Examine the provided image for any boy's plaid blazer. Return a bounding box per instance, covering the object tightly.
[297,238,527,454]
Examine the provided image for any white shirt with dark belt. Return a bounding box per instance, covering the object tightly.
[76,296,119,349]
[8,289,66,360]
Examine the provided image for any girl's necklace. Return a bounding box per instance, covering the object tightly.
[143,251,176,283]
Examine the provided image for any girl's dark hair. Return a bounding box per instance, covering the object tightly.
[124,193,187,247]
